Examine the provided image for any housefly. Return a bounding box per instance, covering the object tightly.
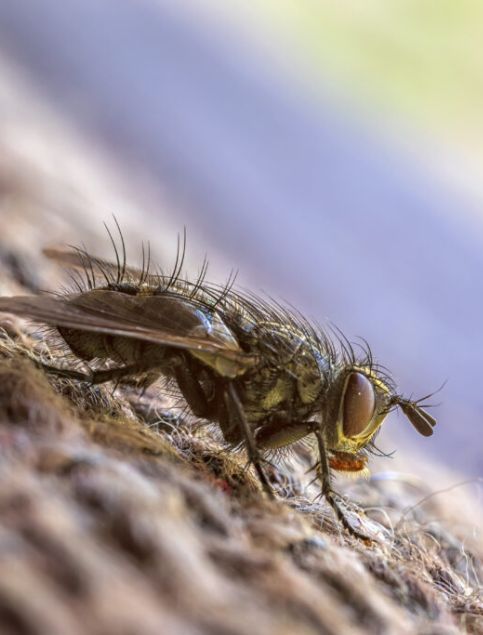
[0,223,437,538]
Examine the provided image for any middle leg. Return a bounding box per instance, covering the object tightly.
[224,382,274,499]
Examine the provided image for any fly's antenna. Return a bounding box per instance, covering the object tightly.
[391,379,446,412]
[389,382,444,437]
[411,379,447,407]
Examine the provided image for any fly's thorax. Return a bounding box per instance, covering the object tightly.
[234,326,332,422]
[237,320,330,378]
[191,350,249,378]
[322,365,392,453]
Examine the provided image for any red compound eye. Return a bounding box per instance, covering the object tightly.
[342,372,375,438]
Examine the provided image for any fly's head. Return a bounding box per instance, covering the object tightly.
[322,365,437,473]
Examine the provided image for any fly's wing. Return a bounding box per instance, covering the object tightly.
[0,291,257,375]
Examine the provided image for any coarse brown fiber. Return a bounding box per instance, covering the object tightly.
[0,138,481,635]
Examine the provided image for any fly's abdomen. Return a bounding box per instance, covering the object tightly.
[58,327,150,365]
[58,327,110,361]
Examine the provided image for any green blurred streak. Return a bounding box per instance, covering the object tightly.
[258,0,483,146]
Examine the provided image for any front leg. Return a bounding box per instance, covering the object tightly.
[314,427,370,541]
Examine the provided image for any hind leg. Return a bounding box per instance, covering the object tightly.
[39,361,159,386]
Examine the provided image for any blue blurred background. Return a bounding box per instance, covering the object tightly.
[0,0,481,477]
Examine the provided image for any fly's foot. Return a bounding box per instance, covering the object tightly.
[311,429,373,542]
[324,489,373,542]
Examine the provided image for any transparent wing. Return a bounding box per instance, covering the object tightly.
[0,291,257,373]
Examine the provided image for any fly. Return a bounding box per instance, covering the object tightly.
[0,222,437,539]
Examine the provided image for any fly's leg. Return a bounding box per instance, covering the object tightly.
[314,427,370,541]
[38,363,90,382]
[91,365,155,384]
[225,382,274,499]
[171,358,216,419]
[39,361,158,385]
[171,363,273,496]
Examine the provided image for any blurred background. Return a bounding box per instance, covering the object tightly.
[0,0,482,483]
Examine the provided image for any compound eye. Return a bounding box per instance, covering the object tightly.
[342,372,375,438]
